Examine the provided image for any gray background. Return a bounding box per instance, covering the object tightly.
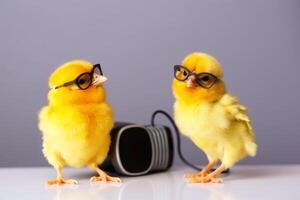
[0,0,299,167]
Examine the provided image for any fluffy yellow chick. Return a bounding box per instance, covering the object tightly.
[39,60,121,185]
[173,52,257,183]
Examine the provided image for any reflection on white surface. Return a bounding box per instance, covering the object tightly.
[52,184,238,200]
[51,169,238,200]
[199,185,236,200]
[182,181,237,200]
[1,165,300,200]
[52,171,175,200]
[52,184,115,200]
[119,171,175,200]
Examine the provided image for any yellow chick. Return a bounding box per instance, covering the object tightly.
[173,52,257,183]
[39,60,121,185]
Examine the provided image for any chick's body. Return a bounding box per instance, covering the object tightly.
[40,103,113,168]
[174,94,256,168]
[39,60,120,185]
[173,53,257,183]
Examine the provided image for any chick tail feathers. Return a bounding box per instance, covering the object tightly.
[245,141,257,157]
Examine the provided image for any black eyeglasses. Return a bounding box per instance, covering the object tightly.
[174,65,218,89]
[53,64,103,90]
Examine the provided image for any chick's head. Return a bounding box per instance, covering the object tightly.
[48,60,107,106]
[173,52,226,103]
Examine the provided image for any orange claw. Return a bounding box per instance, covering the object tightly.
[186,163,226,184]
[184,161,217,178]
[186,176,223,184]
[184,171,209,178]
[46,178,78,185]
[90,174,122,183]
[89,164,122,183]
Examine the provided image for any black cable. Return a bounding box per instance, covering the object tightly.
[151,109,229,174]
[151,110,202,171]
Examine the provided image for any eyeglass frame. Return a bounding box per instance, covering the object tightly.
[53,64,103,90]
[173,65,218,89]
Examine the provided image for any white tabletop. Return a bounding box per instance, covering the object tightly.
[0,165,299,200]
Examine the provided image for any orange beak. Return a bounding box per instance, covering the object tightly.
[186,75,198,88]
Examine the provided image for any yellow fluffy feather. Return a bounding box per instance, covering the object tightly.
[173,52,257,183]
[39,60,121,185]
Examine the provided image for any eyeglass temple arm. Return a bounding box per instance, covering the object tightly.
[53,80,76,89]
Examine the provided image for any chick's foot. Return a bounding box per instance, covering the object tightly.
[184,161,217,178]
[186,175,223,184]
[90,173,121,183]
[184,171,208,178]
[89,165,122,183]
[46,178,78,185]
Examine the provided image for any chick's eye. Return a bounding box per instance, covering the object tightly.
[76,73,92,89]
[78,79,86,84]
[197,73,217,88]
[176,70,188,80]
[201,75,210,82]
[174,65,190,81]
